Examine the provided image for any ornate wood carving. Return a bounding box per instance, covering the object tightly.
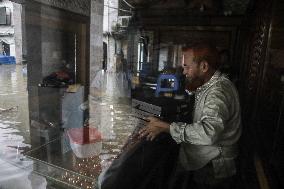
[237,2,275,188]
[247,18,269,92]
[247,1,284,188]
[241,0,272,117]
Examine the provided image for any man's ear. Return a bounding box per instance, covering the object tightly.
[200,61,209,73]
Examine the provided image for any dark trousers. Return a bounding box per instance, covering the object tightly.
[168,161,237,189]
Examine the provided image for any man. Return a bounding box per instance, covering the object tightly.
[139,43,242,188]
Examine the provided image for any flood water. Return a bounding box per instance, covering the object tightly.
[0,64,30,159]
[0,64,137,189]
[0,64,46,189]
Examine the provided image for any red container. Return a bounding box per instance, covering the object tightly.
[67,127,102,158]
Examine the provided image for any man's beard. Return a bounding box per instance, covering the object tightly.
[185,76,203,91]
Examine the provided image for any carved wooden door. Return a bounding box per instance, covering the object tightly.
[240,0,284,188]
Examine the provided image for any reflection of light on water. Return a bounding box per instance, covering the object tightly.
[0,122,30,160]
[2,121,21,124]
[11,72,17,92]
[85,96,137,183]
[0,93,18,96]
[0,65,46,188]
[0,158,47,189]
[0,121,47,189]
[115,116,123,120]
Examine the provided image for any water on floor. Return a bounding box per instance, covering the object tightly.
[0,64,48,189]
[0,65,138,189]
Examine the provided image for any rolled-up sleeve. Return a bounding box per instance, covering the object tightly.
[170,89,230,145]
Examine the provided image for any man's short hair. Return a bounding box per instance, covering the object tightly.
[182,43,220,70]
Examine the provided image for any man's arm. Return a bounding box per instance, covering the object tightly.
[139,88,231,144]
[170,89,230,145]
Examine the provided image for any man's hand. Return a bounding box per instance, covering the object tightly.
[138,117,170,141]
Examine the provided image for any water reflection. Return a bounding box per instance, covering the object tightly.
[0,64,138,188]
[25,96,137,188]
[0,64,46,188]
[0,64,29,140]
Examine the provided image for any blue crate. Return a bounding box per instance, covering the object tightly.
[0,56,16,64]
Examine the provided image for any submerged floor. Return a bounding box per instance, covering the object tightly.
[0,64,43,189]
[0,64,137,189]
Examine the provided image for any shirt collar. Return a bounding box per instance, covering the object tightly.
[196,70,222,93]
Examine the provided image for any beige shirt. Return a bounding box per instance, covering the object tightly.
[170,71,242,178]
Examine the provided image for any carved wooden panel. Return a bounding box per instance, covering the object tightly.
[237,2,275,189]
[256,0,284,187]
[247,18,269,92]
[241,0,272,117]
[240,1,284,189]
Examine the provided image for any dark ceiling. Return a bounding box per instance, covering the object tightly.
[123,0,251,15]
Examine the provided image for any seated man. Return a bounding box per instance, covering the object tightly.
[139,43,242,189]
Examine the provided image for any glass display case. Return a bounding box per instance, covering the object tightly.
[24,98,137,189]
